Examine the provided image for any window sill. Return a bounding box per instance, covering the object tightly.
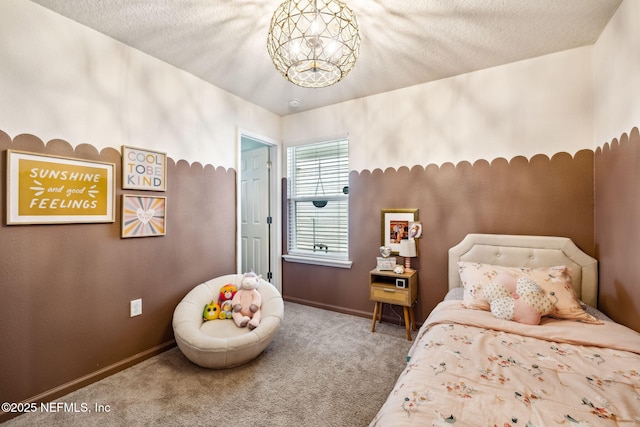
[282,254,353,269]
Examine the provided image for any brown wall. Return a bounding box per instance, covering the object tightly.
[595,127,640,332]
[0,131,236,418]
[283,150,595,324]
[3,125,639,419]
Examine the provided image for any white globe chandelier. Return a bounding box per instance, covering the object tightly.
[267,0,361,88]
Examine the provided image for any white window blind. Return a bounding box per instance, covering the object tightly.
[287,139,349,259]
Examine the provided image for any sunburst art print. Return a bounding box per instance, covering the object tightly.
[122,195,166,238]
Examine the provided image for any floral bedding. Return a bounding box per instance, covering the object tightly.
[370,300,640,426]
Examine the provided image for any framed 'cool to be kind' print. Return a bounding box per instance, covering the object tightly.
[121,146,167,238]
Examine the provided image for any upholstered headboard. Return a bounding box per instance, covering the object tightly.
[448,234,598,308]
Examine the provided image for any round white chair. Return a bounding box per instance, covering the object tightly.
[172,274,284,369]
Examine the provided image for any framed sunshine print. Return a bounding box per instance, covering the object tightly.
[6,150,116,224]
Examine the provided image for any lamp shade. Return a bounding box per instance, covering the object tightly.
[399,239,416,271]
[399,239,417,258]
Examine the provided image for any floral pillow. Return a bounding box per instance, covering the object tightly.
[457,262,602,324]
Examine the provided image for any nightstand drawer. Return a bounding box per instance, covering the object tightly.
[370,285,410,305]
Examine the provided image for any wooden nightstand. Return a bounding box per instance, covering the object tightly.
[369,268,418,341]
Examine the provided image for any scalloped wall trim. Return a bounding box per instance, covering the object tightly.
[352,149,596,176]
[1,130,236,173]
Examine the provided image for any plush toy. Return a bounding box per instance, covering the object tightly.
[232,272,262,329]
[203,301,221,321]
[482,272,556,325]
[218,284,237,319]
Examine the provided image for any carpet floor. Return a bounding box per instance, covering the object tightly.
[5,302,414,427]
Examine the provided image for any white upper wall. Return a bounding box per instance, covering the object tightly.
[0,0,280,169]
[593,0,640,146]
[283,46,594,173]
[3,0,634,173]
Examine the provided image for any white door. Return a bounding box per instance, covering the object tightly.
[240,146,270,278]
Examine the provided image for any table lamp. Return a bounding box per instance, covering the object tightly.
[399,239,417,271]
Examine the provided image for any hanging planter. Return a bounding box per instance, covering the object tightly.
[312,161,328,208]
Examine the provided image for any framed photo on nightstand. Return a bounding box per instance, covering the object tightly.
[381,208,418,255]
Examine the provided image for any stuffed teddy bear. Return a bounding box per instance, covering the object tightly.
[482,272,556,325]
[232,272,262,329]
[218,284,237,319]
[203,301,221,321]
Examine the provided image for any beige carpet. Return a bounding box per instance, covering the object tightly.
[5,302,414,427]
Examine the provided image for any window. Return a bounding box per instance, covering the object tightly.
[285,139,351,268]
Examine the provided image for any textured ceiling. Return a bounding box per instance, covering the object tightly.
[29,0,622,116]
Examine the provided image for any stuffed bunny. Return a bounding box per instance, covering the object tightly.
[231,272,262,329]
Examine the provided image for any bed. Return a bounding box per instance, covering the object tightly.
[371,234,640,426]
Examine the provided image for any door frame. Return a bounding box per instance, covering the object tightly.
[236,128,282,292]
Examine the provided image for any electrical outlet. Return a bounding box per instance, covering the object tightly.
[130,299,142,317]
